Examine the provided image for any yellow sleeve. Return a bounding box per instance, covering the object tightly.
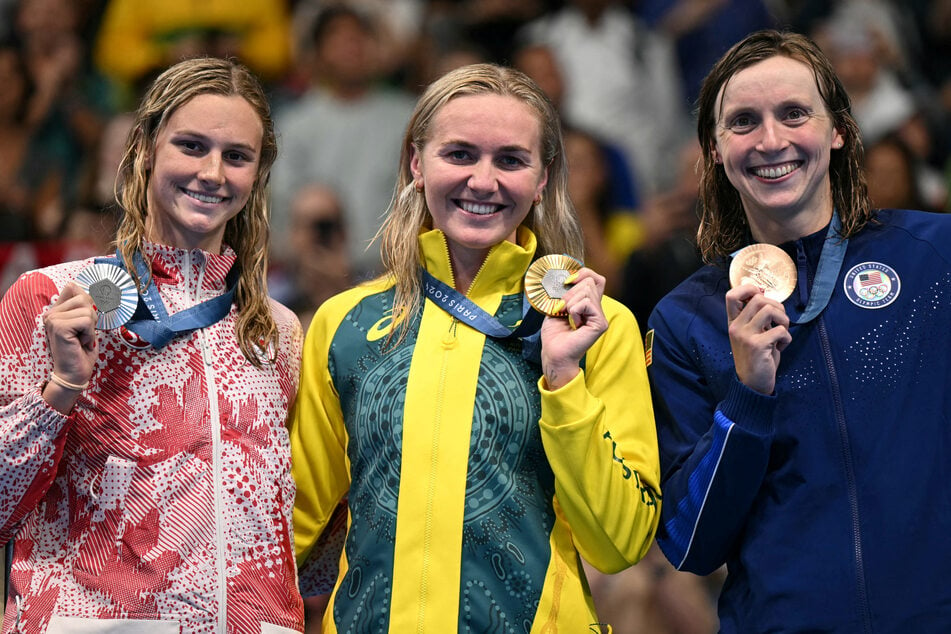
[289,294,353,566]
[537,296,661,573]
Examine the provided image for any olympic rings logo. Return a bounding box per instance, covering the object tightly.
[858,284,889,299]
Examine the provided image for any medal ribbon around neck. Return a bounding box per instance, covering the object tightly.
[93,250,239,348]
[420,268,544,363]
[729,213,847,325]
[794,213,847,324]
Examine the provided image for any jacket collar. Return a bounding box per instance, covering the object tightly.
[419,227,538,304]
[141,240,237,294]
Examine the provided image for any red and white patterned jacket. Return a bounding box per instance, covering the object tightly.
[0,242,304,634]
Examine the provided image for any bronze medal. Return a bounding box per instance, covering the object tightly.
[729,243,797,302]
[524,254,583,316]
[75,263,139,330]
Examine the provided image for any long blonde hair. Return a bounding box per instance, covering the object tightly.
[695,30,871,262]
[376,63,583,340]
[113,57,279,366]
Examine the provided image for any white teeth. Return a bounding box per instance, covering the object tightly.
[459,201,498,215]
[753,163,797,179]
[186,190,225,204]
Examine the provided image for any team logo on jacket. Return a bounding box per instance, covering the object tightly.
[843,262,900,309]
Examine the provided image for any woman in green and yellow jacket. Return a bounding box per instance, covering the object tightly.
[290,62,661,633]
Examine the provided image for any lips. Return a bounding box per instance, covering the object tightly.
[750,161,802,179]
[183,188,226,204]
[456,200,504,215]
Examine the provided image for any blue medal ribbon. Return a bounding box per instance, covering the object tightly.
[421,269,543,363]
[792,213,847,324]
[96,250,239,349]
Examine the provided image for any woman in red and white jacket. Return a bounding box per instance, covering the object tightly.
[0,57,305,633]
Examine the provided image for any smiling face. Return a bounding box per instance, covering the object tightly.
[410,93,549,279]
[145,93,263,253]
[713,55,844,243]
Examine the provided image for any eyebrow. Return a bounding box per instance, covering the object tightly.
[170,128,260,153]
[441,139,534,154]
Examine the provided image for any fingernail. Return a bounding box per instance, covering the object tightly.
[568,314,578,330]
[564,272,579,285]
[554,300,567,314]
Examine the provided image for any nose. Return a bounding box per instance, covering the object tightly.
[467,158,499,194]
[198,152,225,185]
[756,117,788,153]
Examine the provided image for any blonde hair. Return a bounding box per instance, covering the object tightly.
[695,30,871,262]
[376,62,582,341]
[113,57,279,366]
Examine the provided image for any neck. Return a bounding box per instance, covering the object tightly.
[747,204,834,246]
[448,247,489,295]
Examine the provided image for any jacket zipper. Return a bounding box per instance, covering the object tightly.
[817,317,872,632]
[190,252,228,632]
[416,248,490,630]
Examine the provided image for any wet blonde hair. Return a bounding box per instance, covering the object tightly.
[376,62,582,341]
[113,57,279,366]
[695,30,871,262]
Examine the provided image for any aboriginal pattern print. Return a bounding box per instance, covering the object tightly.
[327,290,554,631]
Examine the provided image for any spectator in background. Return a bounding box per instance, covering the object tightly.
[635,0,777,106]
[519,0,690,196]
[288,0,425,89]
[270,4,415,278]
[93,0,293,107]
[513,42,639,210]
[8,0,110,239]
[0,39,39,241]
[864,132,948,212]
[272,183,353,329]
[619,139,704,329]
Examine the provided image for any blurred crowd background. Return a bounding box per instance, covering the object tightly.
[1,0,949,630]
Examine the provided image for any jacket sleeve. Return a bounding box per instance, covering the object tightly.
[538,298,661,574]
[289,299,352,580]
[647,304,776,575]
[0,271,75,541]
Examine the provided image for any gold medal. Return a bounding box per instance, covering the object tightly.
[75,263,139,330]
[524,254,583,316]
[729,243,797,302]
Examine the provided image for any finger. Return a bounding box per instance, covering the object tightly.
[565,267,606,293]
[725,284,763,321]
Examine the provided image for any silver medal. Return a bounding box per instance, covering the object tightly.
[75,263,139,330]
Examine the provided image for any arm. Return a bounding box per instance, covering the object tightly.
[289,305,351,581]
[0,272,96,540]
[538,294,661,573]
[647,298,778,574]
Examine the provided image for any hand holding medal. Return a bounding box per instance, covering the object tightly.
[726,244,795,395]
[526,254,609,389]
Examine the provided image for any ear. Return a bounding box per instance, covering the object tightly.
[535,164,550,201]
[409,144,423,186]
[831,128,845,150]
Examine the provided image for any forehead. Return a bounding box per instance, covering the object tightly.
[161,93,263,145]
[716,55,824,114]
[429,93,543,149]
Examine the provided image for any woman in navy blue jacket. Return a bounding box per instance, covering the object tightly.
[647,29,951,633]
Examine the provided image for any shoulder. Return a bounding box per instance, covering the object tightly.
[860,209,951,259]
[305,277,394,336]
[647,262,728,338]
